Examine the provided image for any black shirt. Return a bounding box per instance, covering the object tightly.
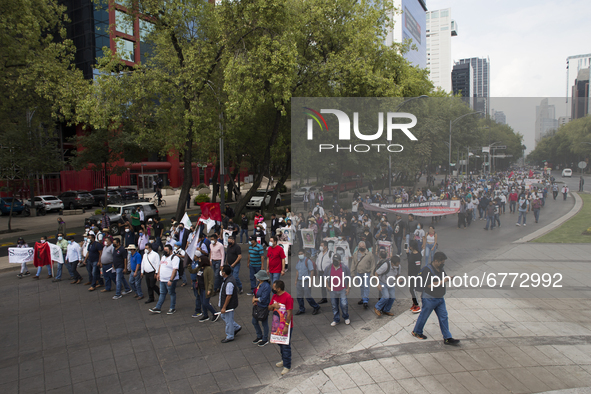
[241,217,248,229]
[153,222,163,237]
[112,245,127,269]
[226,243,242,265]
[420,265,447,298]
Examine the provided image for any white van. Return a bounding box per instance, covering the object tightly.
[562,168,572,177]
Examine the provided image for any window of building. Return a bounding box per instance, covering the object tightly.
[440,10,449,18]
[116,10,134,36]
[431,11,439,18]
[117,38,135,62]
[441,26,449,31]
[139,20,155,60]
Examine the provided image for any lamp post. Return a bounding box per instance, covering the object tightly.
[388,95,428,197]
[488,141,503,175]
[448,111,484,183]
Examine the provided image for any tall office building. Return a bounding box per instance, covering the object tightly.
[425,8,457,92]
[535,98,558,146]
[558,116,571,127]
[492,109,506,125]
[571,68,589,120]
[454,57,490,115]
[385,0,428,69]
[451,62,472,108]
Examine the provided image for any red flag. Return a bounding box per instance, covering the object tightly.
[197,202,222,221]
[528,170,534,178]
[33,242,52,267]
[509,171,514,178]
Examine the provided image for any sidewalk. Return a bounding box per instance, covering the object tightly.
[262,243,591,394]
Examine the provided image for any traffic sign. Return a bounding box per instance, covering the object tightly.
[493,146,507,150]
[578,161,587,169]
[491,154,513,158]
[482,147,490,153]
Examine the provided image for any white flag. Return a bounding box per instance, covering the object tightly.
[181,213,192,228]
[198,217,216,233]
[49,243,64,265]
[186,228,200,260]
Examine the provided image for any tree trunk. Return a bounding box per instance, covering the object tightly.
[7,187,15,232]
[267,153,291,211]
[104,161,109,209]
[176,138,193,220]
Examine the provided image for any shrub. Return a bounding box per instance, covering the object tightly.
[94,209,102,215]
[194,195,210,204]
[195,183,209,190]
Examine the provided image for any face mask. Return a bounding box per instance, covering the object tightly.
[166,236,171,241]
[58,237,63,241]
[332,261,340,267]
[196,250,202,257]
[67,240,72,244]
[139,232,143,236]
[417,225,420,229]
[125,229,130,233]
[228,241,234,245]
[298,255,305,260]
[144,250,148,254]
[163,251,170,257]
[358,247,366,252]
[40,240,46,244]
[269,241,274,247]
[104,242,108,246]
[174,245,179,249]
[319,246,324,252]
[84,237,87,241]
[212,240,216,244]
[272,289,278,294]
[338,236,342,240]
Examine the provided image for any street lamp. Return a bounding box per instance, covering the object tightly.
[448,111,484,183]
[388,95,428,197]
[488,141,503,175]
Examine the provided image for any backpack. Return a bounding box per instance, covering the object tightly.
[172,253,185,277]
[394,220,401,234]
[414,264,436,293]
[373,259,390,277]
[520,200,527,210]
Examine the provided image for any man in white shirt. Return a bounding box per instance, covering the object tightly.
[141,242,160,304]
[315,241,333,304]
[149,245,180,314]
[66,236,83,284]
[312,202,325,218]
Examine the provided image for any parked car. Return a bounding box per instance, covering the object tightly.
[293,186,318,200]
[25,195,64,212]
[114,187,139,201]
[58,191,95,210]
[84,202,159,235]
[89,189,123,207]
[562,168,572,177]
[246,189,281,208]
[0,197,25,215]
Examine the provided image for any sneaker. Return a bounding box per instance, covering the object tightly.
[374,308,382,317]
[363,303,369,309]
[17,274,23,279]
[516,223,520,226]
[345,319,351,325]
[412,331,427,340]
[239,289,244,295]
[318,298,328,304]
[246,292,254,296]
[199,316,210,322]
[252,337,263,344]
[444,338,461,346]
[112,295,122,300]
[276,361,284,368]
[330,321,339,327]
[24,272,31,276]
[357,300,364,305]
[149,308,161,314]
[258,340,269,347]
[523,224,526,226]
[411,305,421,314]
[167,309,176,315]
[211,314,220,323]
[192,313,203,318]
[281,367,290,375]
[221,338,233,343]
[122,290,133,295]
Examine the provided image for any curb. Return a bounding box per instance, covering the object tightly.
[513,192,583,244]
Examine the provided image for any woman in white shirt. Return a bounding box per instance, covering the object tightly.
[413,223,425,252]
[422,226,438,264]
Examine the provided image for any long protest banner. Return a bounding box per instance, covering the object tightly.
[362,200,461,218]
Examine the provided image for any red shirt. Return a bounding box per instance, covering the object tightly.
[271,291,294,326]
[330,266,345,291]
[267,245,286,273]
[509,193,518,202]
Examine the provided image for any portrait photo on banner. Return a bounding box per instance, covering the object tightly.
[301,229,315,249]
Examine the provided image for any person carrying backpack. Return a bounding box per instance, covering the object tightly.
[373,253,400,317]
[516,194,529,226]
[411,251,460,346]
[350,241,375,309]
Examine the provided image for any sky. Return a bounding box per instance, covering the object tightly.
[426,0,590,152]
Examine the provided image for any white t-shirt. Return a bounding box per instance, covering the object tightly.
[158,254,180,282]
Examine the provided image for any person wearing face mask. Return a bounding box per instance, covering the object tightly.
[65,236,83,284]
[149,245,180,314]
[351,241,375,309]
[152,217,164,253]
[164,231,173,248]
[251,270,271,346]
[191,255,218,322]
[373,253,400,317]
[209,234,225,294]
[16,237,31,278]
[33,236,52,280]
[128,243,143,300]
[246,236,265,295]
[218,265,242,342]
[324,254,351,326]
[225,236,244,295]
[294,251,321,315]
[136,229,149,253]
[52,233,69,282]
[314,241,332,304]
[266,236,286,285]
[98,237,116,292]
[411,251,460,346]
[413,223,425,252]
[83,233,103,290]
[80,231,91,268]
[141,243,160,304]
[187,249,204,318]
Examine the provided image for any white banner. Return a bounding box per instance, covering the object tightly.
[186,228,201,260]
[49,243,64,264]
[181,213,192,229]
[8,247,34,264]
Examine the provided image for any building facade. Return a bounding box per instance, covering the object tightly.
[425,8,457,92]
[572,68,589,120]
[454,57,490,115]
[385,0,428,69]
[535,98,558,146]
[492,109,506,125]
[451,62,472,108]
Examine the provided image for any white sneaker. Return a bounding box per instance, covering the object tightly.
[276,361,283,368]
[516,223,520,226]
[345,319,351,325]
[523,224,526,226]
[281,367,290,375]
[331,321,338,327]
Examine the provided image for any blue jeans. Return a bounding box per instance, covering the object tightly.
[296,279,319,312]
[156,280,178,310]
[55,263,63,280]
[533,208,540,222]
[193,283,202,314]
[130,272,143,297]
[510,201,516,212]
[240,229,249,243]
[394,237,403,256]
[330,289,349,323]
[212,260,222,291]
[36,265,52,276]
[357,273,370,304]
[67,260,81,280]
[249,265,261,291]
[279,328,293,369]
[90,260,100,286]
[270,272,281,285]
[221,310,241,340]
[252,316,269,341]
[413,297,452,339]
[199,290,216,317]
[102,264,114,291]
[232,263,243,291]
[115,267,131,296]
[375,282,395,313]
[517,211,527,224]
[425,243,436,264]
[485,215,494,229]
[153,237,163,253]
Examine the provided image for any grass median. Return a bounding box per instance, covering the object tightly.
[532,193,591,243]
